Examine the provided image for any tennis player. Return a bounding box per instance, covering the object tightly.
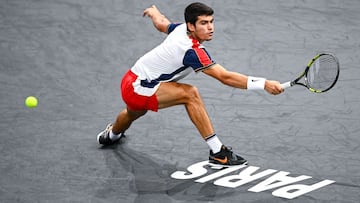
[97,2,283,166]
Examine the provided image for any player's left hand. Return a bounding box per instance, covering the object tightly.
[265,80,284,95]
[143,5,161,18]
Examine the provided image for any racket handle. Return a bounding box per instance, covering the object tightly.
[280,81,292,89]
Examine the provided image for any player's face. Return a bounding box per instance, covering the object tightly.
[188,15,214,42]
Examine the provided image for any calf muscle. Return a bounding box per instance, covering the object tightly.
[156,82,214,138]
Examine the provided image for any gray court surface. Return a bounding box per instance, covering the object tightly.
[1,0,360,202]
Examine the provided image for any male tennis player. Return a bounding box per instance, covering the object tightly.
[97,2,283,166]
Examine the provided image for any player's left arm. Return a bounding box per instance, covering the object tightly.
[203,64,283,95]
[143,5,171,33]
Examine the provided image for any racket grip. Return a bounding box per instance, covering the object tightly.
[280,81,292,89]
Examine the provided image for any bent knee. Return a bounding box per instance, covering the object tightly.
[182,85,201,101]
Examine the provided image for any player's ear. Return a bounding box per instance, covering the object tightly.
[186,22,195,32]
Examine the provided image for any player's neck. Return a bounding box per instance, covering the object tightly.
[188,33,204,44]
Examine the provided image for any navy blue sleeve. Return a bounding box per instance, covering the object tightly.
[183,48,216,72]
[167,23,182,34]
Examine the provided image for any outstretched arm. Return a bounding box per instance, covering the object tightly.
[203,64,283,95]
[143,5,171,33]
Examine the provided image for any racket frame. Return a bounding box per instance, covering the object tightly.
[282,53,340,93]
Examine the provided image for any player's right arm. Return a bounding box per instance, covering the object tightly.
[143,5,171,34]
[203,64,283,95]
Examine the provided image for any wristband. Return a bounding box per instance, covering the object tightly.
[247,76,266,90]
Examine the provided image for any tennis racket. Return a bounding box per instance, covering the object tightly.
[281,53,340,93]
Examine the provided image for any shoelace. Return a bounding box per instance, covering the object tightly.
[105,124,113,134]
[223,146,236,159]
[225,146,233,151]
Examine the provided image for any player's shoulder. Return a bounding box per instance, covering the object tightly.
[167,23,185,34]
[164,23,191,47]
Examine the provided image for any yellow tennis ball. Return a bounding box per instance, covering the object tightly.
[25,96,38,108]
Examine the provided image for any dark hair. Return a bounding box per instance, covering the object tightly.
[184,2,214,25]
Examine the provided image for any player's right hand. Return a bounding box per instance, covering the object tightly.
[265,80,284,95]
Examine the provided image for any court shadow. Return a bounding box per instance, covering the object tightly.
[97,136,239,202]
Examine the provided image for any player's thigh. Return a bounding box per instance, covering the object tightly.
[156,82,197,109]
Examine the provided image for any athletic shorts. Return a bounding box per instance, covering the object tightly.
[120,70,159,112]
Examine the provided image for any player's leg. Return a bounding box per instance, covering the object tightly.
[112,107,147,135]
[99,82,201,145]
[98,69,153,145]
[97,108,146,145]
[156,81,247,166]
[155,81,214,138]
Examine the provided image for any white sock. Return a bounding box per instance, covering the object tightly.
[206,134,223,153]
[109,130,122,141]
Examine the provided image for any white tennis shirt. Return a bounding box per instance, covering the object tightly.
[130,23,216,96]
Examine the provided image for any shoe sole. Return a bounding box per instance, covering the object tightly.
[208,161,248,169]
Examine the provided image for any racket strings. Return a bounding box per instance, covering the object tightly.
[307,55,338,91]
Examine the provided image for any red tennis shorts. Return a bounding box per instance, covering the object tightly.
[120,70,158,112]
